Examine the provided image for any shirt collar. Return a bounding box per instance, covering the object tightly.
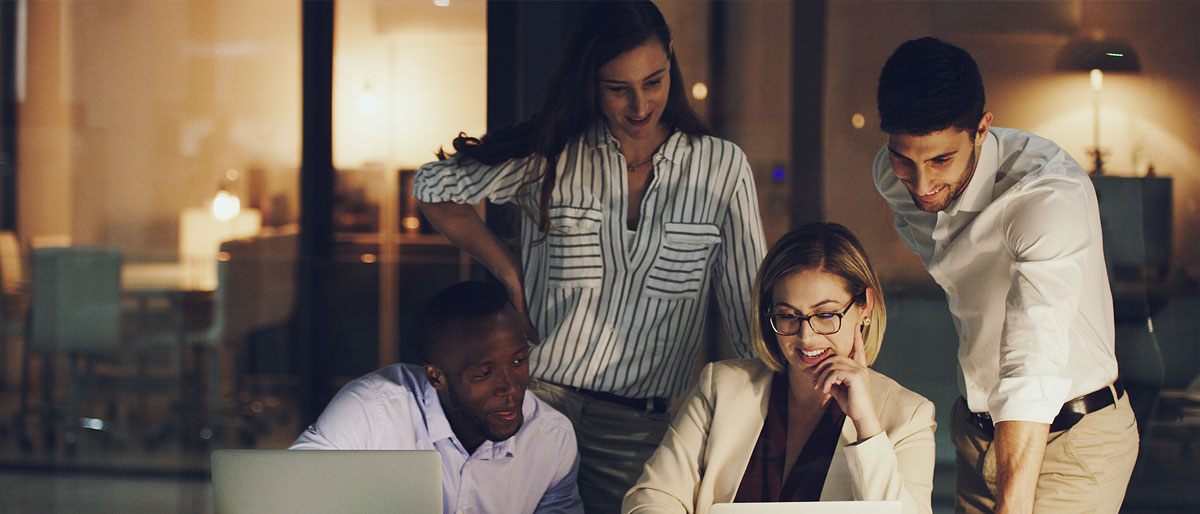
[945,130,998,215]
[584,119,616,149]
[420,377,457,446]
[584,118,686,165]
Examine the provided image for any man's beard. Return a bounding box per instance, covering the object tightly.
[443,383,521,443]
[909,143,977,213]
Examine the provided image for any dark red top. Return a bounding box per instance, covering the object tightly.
[734,373,846,502]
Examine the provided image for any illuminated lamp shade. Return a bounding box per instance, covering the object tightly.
[1055,36,1141,175]
[1055,36,1141,72]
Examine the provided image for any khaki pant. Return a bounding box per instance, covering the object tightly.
[529,379,673,514]
[951,393,1139,514]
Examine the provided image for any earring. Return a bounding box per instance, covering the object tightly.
[862,318,871,326]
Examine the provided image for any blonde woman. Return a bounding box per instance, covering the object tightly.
[623,223,935,514]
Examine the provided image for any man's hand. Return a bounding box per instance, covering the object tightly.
[993,420,1050,513]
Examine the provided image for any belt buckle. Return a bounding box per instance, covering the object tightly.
[969,412,995,438]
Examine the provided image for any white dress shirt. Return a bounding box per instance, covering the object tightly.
[414,121,767,399]
[873,127,1119,424]
[290,363,583,514]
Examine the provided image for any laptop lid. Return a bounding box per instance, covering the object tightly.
[211,449,442,514]
[709,501,903,514]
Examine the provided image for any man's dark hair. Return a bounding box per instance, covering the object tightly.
[877,37,985,135]
[418,281,511,364]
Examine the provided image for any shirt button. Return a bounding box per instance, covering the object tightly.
[947,286,956,294]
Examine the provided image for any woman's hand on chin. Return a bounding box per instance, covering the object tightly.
[809,326,883,442]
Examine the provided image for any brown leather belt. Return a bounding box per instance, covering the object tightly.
[966,381,1125,437]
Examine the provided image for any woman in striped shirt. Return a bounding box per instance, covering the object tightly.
[414,2,766,511]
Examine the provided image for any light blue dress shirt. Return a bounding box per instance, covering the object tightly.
[291,363,583,514]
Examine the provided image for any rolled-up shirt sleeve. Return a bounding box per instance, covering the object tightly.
[413,154,536,206]
[989,176,1089,423]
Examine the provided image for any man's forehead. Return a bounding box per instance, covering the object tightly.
[441,313,527,362]
[887,129,971,156]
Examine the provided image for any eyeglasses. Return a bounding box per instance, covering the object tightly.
[767,301,855,336]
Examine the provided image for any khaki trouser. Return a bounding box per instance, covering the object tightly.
[529,379,673,514]
[951,393,1139,514]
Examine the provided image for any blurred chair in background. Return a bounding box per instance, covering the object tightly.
[190,228,297,447]
[17,247,122,452]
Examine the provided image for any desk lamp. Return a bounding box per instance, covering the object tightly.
[1056,36,1141,175]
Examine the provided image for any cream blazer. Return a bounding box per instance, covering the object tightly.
[622,359,936,514]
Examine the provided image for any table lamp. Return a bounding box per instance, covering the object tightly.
[1056,36,1141,175]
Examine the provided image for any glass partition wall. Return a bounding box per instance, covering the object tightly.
[2,0,303,474]
[0,0,487,494]
[0,0,484,488]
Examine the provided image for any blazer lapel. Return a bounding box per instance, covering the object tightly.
[711,365,774,501]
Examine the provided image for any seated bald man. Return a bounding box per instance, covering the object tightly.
[291,281,583,514]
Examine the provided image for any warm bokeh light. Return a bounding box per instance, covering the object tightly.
[335,0,486,168]
[402,216,421,231]
[212,190,241,221]
[360,253,378,264]
[358,85,378,117]
[1090,69,1104,92]
[851,113,866,129]
[691,82,708,100]
[224,168,240,181]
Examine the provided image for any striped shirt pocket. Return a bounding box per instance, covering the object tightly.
[547,206,604,288]
[646,222,721,299]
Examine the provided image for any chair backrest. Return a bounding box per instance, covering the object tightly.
[30,247,122,352]
[204,229,297,346]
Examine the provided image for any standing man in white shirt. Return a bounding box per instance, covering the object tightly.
[291,281,583,514]
[872,37,1138,513]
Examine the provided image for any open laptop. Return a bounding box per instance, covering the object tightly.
[709,500,903,514]
[211,449,442,514]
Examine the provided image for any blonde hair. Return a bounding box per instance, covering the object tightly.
[750,223,887,373]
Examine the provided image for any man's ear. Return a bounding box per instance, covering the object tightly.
[425,364,448,391]
[974,112,994,144]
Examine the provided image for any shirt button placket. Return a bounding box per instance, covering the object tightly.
[457,460,472,514]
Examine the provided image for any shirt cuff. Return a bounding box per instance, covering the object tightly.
[988,376,1072,424]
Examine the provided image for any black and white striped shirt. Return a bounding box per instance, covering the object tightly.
[414,121,766,399]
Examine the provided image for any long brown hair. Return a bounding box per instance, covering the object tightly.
[438,1,710,240]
